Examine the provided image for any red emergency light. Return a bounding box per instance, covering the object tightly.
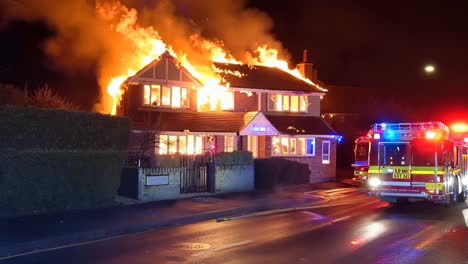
[451,122,468,133]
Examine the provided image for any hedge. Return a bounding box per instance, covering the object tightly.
[254,158,310,189]
[0,150,126,217]
[0,105,129,150]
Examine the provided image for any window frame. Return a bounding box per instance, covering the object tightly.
[322,140,331,164]
[143,84,189,109]
[272,136,316,157]
[267,93,309,113]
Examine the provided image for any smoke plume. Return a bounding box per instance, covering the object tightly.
[0,0,290,113]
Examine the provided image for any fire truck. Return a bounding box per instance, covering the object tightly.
[352,136,371,182]
[367,122,468,205]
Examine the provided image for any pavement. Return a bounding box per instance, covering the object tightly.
[0,179,360,259]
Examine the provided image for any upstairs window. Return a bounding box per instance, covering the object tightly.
[268,94,309,112]
[143,84,189,108]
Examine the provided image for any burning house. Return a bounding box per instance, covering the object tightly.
[118,51,339,184]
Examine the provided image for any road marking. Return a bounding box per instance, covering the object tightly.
[332,216,351,223]
[191,240,252,257]
[0,225,172,261]
[216,199,381,222]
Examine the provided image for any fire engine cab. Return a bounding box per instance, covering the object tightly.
[367,121,468,205]
[352,136,371,182]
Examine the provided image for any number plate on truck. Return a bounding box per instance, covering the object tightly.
[393,173,410,179]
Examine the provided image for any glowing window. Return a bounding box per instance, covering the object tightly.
[224,136,236,152]
[159,135,168,154]
[181,88,189,108]
[221,91,234,110]
[143,85,150,105]
[162,86,171,106]
[172,86,181,108]
[195,136,203,154]
[179,135,187,154]
[290,96,299,112]
[300,96,309,112]
[168,136,178,154]
[298,138,306,155]
[187,135,195,154]
[151,85,161,105]
[272,136,315,156]
[283,95,290,111]
[290,138,297,155]
[268,93,309,113]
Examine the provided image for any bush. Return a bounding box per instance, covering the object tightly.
[0,83,28,106]
[27,86,77,111]
[0,105,129,150]
[0,150,126,217]
[214,151,253,168]
[254,158,310,189]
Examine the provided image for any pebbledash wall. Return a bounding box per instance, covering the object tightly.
[137,165,254,201]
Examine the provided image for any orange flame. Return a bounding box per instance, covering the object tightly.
[98,3,325,115]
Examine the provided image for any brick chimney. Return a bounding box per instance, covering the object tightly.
[296,49,318,83]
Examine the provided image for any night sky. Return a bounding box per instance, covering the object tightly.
[1,0,467,122]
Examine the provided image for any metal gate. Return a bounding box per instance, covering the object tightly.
[180,154,209,193]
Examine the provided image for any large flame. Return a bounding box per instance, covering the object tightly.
[98,2,324,115]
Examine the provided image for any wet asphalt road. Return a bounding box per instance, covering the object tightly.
[2,189,468,264]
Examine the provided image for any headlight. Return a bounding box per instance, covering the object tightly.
[369,178,381,187]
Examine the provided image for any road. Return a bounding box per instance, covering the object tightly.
[2,188,468,264]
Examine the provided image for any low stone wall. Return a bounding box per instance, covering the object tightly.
[138,165,254,201]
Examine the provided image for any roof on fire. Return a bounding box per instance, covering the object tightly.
[214,62,325,94]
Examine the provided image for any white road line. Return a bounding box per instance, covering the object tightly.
[191,240,252,257]
[332,216,351,223]
[0,225,171,261]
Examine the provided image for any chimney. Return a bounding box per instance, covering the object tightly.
[297,49,318,83]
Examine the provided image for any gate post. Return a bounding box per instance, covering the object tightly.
[207,162,216,193]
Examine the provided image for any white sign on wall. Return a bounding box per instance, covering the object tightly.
[146,175,169,186]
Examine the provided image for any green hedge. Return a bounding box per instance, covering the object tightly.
[254,158,310,189]
[0,106,129,150]
[0,150,126,217]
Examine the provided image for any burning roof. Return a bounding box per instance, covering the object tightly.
[214,62,325,94]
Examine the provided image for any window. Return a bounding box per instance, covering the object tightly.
[221,91,234,110]
[268,93,309,112]
[143,84,189,108]
[272,136,315,156]
[379,143,409,166]
[224,136,237,152]
[322,141,330,164]
[158,135,204,155]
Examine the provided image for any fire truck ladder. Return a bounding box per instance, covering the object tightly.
[371,122,449,140]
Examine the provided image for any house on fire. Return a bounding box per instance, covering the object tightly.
[118,51,339,185]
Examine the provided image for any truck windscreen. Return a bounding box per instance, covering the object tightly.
[379,143,409,166]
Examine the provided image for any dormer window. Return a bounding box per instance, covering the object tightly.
[143,84,189,108]
[268,93,309,112]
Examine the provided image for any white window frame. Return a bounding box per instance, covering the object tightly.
[272,136,315,156]
[224,136,237,152]
[158,134,205,155]
[322,140,331,164]
[143,84,189,109]
[267,93,309,113]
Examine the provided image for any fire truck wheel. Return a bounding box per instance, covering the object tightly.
[457,190,467,202]
[453,178,459,204]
